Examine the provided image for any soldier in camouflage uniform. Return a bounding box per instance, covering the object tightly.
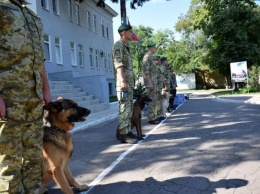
[155,56,168,121]
[161,57,171,112]
[169,66,178,111]
[113,24,139,144]
[142,42,160,125]
[0,0,51,193]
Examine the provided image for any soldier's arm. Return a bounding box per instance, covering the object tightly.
[42,65,52,105]
[117,67,128,92]
[143,56,154,89]
[0,96,6,118]
[113,42,128,92]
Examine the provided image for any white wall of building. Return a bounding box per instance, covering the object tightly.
[27,0,118,103]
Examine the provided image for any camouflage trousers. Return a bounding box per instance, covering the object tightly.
[116,88,133,135]
[156,91,163,119]
[0,102,43,194]
[146,88,158,121]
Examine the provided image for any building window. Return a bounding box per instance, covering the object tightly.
[101,20,105,37]
[70,42,76,66]
[44,34,51,62]
[89,48,94,68]
[95,49,99,69]
[78,44,84,67]
[41,0,49,10]
[107,54,112,71]
[75,3,80,25]
[52,0,59,15]
[104,56,107,70]
[109,83,113,96]
[55,37,62,64]
[87,11,91,30]
[106,23,109,39]
[93,14,97,33]
[67,0,73,21]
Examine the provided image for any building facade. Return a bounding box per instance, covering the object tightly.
[27,0,118,103]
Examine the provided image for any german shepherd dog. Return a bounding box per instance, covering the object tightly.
[41,98,91,194]
[116,94,152,140]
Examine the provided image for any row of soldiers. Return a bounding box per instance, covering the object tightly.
[143,41,178,124]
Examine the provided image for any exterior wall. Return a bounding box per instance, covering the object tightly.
[27,0,117,103]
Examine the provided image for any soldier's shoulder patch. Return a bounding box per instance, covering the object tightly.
[115,49,121,54]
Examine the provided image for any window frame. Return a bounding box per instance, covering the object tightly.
[44,34,51,62]
[70,41,77,66]
[55,37,63,65]
[78,44,84,67]
[89,48,94,68]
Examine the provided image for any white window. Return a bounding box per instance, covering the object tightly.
[67,0,73,21]
[44,34,51,62]
[52,0,59,15]
[78,44,84,67]
[87,11,91,30]
[75,3,80,25]
[89,48,94,68]
[101,20,105,37]
[41,0,49,10]
[106,23,109,39]
[104,56,107,70]
[70,42,76,66]
[55,37,62,64]
[93,14,97,33]
[107,54,112,71]
[95,49,99,69]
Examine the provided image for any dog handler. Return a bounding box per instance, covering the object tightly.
[113,24,139,144]
[142,42,160,125]
[0,0,51,193]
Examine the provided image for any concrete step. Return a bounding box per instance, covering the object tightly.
[51,88,82,94]
[49,80,108,113]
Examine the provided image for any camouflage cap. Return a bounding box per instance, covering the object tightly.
[153,55,161,60]
[118,24,132,33]
[147,41,156,47]
[161,57,167,61]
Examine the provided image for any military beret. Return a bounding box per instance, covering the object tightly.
[147,41,156,47]
[161,57,167,61]
[153,55,161,60]
[118,24,132,32]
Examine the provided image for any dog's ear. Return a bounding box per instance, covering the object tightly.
[43,101,63,112]
[57,96,63,100]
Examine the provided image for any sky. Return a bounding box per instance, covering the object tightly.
[106,0,192,42]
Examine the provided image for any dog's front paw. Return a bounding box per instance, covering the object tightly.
[74,184,89,191]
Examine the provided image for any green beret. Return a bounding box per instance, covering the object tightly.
[118,24,132,32]
[147,41,156,47]
[161,57,167,61]
[153,55,161,60]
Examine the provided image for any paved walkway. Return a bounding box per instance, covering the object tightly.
[72,93,260,134]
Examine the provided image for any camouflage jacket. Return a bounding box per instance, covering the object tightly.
[157,64,166,89]
[170,73,177,89]
[112,40,134,88]
[0,0,44,104]
[142,52,158,87]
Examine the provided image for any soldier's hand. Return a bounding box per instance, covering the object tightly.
[121,81,128,92]
[0,96,6,118]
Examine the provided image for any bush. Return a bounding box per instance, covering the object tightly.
[133,82,146,98]
[248,65,260,92]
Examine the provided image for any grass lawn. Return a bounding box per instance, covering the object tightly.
[178,88,260,97]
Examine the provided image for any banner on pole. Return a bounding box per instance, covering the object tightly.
[230,61,248,82]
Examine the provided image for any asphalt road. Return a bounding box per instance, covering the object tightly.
[46,93,260,194]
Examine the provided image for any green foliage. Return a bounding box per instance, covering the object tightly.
[133,82,146,98]
[248,65,260,92]
[175,0,260,78]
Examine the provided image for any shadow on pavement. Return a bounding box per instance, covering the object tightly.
[90,176,248,194]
